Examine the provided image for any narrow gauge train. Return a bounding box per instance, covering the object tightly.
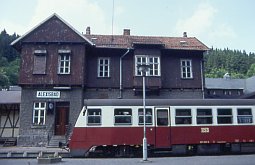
[69,99,255,157]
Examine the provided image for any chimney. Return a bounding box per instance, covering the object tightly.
[183,32,187,37]
[86,26,91,35]
[123,29,130,36]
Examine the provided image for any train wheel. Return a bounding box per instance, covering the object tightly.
[114,146,135,157]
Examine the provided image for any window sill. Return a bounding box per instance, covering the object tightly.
[33,73,47,75]
[97,77,111,79]
[181,77,194,80]
[135,75,161,77]
[31,125,46,129]
[57,73,71,75]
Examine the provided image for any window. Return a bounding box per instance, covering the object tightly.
[175,109,192,124]
[224,90,232,95]
[98,57,110,77]
[33,102,46,125]
[217,108,232,124]
[33,50,47,74]
[87,109,101,125]
[138,108,152,125]
[58,50,71,74]
[197,109,213,124]
[135,55,160,76]
[157,109,169,126]
[114,109,132,125]
[237,108,253,124]
[181,59,193,78]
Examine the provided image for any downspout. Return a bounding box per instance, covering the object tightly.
[201,58,205,99]
[119,48,130,99]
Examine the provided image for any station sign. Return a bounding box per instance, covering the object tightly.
[36,91,61,98]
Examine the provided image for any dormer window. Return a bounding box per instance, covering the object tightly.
[135,55,160,76]
[58,49,71,74]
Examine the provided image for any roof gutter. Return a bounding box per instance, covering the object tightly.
[118,48,130,99]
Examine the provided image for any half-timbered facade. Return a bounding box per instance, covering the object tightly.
[11,14,209,146]
[0,89,20,146]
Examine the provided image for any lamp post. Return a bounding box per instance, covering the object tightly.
[137,64,150,161]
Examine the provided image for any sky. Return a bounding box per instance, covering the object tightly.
[1,0,255,53]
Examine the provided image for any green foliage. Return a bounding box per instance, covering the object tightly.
[0,71,9,88]
[204,48,255,78]
[247,63,255,77]
[0,30,20,88]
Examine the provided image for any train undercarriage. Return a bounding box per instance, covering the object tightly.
[83,143,255,158]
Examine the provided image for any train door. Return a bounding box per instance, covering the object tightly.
[155,107,171,148]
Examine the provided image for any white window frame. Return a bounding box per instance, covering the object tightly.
[135,55,160,76]
[114,108,132,125]
[181,59,193,79]
[87,109,102,125]
[58,53,71,74]
[196,108,213,125]
[217,108,233,124]
[138,108,153,125]
[237,108,253,124]
[175,108,192,125]
[98,57,110,77]
[33,102,46,125]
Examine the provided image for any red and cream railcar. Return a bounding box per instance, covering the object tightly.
[69,99,255,157]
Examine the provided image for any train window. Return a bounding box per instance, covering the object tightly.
[197,109,213,124]
[157,109,169,126]
[217,108,232,124]
[138,108,152,125]
[175,109,192,125]
[114,109,132,125]
[87,109,101,125]
[237,108,253,124]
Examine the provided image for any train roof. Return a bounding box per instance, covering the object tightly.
[84,99,255,107]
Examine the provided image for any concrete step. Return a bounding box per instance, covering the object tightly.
[0,151,70,158]
[48,136,66,148]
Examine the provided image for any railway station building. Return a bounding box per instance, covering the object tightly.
[11,13,210,146]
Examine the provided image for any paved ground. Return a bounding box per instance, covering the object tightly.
[0,154,255,165]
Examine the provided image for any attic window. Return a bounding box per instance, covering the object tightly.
[33,49,47,74]
[180,41,188,46]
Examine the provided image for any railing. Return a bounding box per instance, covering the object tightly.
[65,123,72,146]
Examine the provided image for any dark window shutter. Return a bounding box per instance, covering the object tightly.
[33,50,47,74]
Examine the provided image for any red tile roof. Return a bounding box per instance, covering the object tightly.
[84,34,209,51]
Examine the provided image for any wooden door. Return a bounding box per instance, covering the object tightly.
[55,107,69,135]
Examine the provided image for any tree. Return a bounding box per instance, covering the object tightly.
[247,63,255,77]
[0,71,9,88]
[204,48,255,78]
[0,30,20,87]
